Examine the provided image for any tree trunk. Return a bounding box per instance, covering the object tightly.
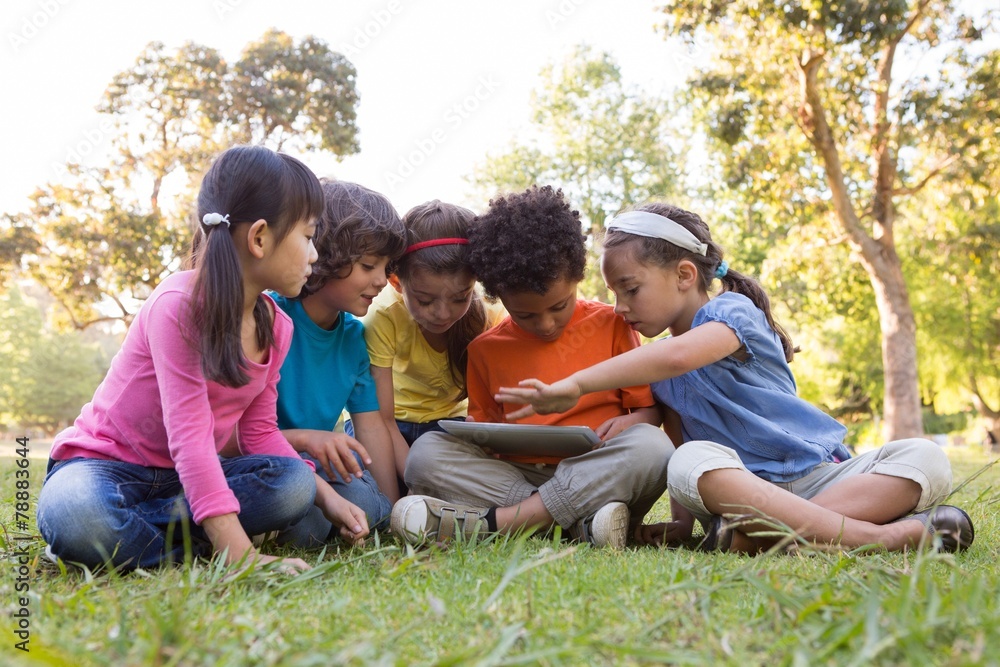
[798,51,925,441]
[970,376,1000,451]
[855,244,924,441]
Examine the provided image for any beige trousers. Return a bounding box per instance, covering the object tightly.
[405,423,674,528]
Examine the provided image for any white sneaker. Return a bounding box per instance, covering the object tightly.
[391,495,489,545]
[570,502,629,548]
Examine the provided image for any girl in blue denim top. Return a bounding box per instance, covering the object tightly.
[497,202,973,554]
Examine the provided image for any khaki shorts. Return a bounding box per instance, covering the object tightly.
[667,438,953,524]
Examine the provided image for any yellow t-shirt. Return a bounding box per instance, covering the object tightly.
[362,287,506,422]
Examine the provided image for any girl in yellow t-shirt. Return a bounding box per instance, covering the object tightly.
[363,201,505,485]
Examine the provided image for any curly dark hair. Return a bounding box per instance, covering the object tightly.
[468,185,586,298]
[299,179,406,298]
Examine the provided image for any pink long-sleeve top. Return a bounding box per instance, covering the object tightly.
[50,270,312,524]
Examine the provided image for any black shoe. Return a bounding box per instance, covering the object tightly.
[698,514,738,552]
[903,505,975,552]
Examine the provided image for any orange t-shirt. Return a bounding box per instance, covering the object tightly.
[466,299,655,428]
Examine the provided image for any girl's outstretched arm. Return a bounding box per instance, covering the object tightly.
[496,321,741,419]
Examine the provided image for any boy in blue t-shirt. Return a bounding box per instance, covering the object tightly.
[274,180,406,543]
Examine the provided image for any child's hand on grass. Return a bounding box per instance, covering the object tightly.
[320,492,370,546]
[254,553,312,574]
[634,521,690,547]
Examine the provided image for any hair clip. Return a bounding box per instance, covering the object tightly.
[202,213,230,228]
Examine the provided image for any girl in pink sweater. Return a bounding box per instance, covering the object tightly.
[37,146,368,572]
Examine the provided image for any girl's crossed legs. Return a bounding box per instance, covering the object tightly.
[668,439,954,552]
[38,455,316,570]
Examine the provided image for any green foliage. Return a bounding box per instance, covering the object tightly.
[470,46,686,300]
[0,286,108,432]
[921,409,970,435]
[657,0,1000,436]
[903,184,1000,418]
[229,29,359,154]
[5,29,360,329]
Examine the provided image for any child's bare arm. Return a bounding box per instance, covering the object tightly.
[595,406,663,440]
[370,365,410,477]
[350,410,401,503]
[313,476,368,545]
[634,499,695,546]
[201,512,310,571]
[497,322,741,419]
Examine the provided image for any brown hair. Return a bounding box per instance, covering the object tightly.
[299,180,406,297]
[394,200,488,394]
[604,202,796,362]
[190,145,324,387]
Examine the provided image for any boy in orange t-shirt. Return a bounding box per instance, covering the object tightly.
[392,186,675,547]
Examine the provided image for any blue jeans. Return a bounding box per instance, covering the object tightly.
[278,450,392,546]
[37,455,315,570]
[396,419,451,446]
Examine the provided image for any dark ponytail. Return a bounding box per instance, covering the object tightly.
[393,201,488,395]
[604,203,796,362]
[190,145,324,387]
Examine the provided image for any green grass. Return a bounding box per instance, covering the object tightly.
[2,448,998,666]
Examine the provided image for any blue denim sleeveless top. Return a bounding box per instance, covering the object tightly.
[651,292,850,482]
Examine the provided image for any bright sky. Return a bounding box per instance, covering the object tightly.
[0,0,690,218]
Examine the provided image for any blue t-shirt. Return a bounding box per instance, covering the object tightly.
[652,292,850,483]
[272,295,380,431]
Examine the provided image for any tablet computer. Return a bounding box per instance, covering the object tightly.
[439,421,600,458]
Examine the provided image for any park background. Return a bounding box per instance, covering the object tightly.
[1,2,1000,664]
[1,0,998,450]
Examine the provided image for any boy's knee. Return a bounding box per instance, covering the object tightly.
[403,433,446,488]
[618,423,675,472]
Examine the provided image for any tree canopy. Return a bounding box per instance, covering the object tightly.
[1,29,359,328]
[471,45,686,298]
[657,0,999,439]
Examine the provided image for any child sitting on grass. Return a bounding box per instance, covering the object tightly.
[269,180,406,543]
[363,200,505,487]
[391,186,676,548]
[37,146,348,572]
[496,203,972,554]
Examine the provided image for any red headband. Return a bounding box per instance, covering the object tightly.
[404,237,469,255]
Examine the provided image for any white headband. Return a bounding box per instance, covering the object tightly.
[606,211,708,256]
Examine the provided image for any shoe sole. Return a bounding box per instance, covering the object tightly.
[588,502,629,548]
[390,495,432,544]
